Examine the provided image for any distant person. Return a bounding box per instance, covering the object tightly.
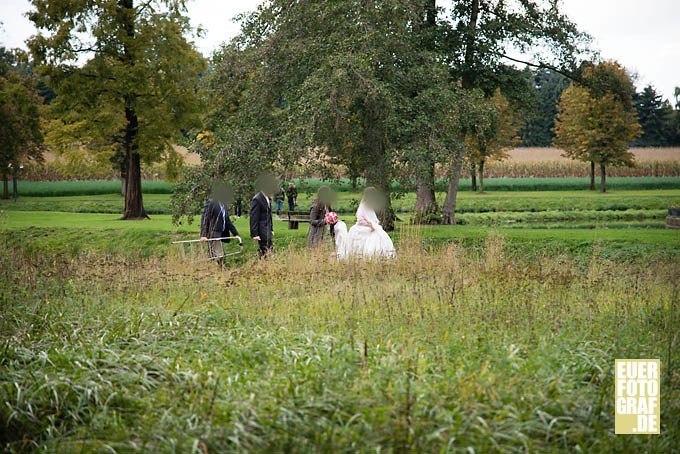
[286,181,298,212]
[233,197,242,217]
[200,183,239,261]
[250,177,276,257]
[307,185,334,249]
[274,185,285,215]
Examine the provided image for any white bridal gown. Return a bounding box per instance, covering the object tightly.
[334,202,396,259]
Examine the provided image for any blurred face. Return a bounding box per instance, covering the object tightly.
[256,173,280,196]
[363,187,385,211]
[318,186,334,205]
[211,181,234,205]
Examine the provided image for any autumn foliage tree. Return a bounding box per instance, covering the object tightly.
[554,61,641,192]
[27,0,205,219]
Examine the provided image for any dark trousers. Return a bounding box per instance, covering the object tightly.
[258,239,273,257]
[288,201,295,211]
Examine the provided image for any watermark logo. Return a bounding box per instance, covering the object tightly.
[615,359,660,434]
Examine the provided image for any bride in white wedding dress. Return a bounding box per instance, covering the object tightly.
[334,187,395,259]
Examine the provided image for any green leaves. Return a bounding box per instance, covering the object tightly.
[554,61,641,168]
[0,48,45,180]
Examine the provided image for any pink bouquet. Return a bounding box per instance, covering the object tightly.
[325,211,339,225]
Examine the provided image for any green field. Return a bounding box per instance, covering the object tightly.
[14,176,680,197]
[1,183,678,451]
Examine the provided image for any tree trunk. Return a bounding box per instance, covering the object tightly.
[478,159,485,192]
[600,162,606,193]
[590,161,595,190]
[449,0,478,217]
[1,173,8,200]
[469,163,476,191]
[122,104,147,219]
[412,1,439,224]
[414,161,438,223]
[119,0,147,220]
[363,123,394,231]
[442,154,464,225]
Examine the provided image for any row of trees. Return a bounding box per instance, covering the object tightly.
[172,0,588,229]
[521,68,680,148]
[4,1,667,220]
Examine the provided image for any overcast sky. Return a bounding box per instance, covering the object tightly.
[1,0,678,102]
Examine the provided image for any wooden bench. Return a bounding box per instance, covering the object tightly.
[283,210,311,229]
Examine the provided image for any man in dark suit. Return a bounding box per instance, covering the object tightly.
[250,173,279,257]
[250,188,274,257]
[200,183,239,260]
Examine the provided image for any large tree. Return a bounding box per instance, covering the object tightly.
[554,61,641,192]
[27,0,206,219]
[0,47,44,199]
[438,0,589,224]
[175,0,458,231]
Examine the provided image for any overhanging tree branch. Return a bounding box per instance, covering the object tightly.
[497,52,582,83]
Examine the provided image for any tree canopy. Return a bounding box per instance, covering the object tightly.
[0,47,44,199]
[554,61,641,192]
[519,68,568,146]
[28,0,206,218]
[173,0,589,228]
[633,85,677,146]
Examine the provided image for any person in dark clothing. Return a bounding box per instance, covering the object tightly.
[286,182,298,212]
[307,185,334,249]
[200,187,239,261]
[250,190,274,257]
[274,186,285,215]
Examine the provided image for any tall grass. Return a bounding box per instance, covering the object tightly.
[1,235,678,451]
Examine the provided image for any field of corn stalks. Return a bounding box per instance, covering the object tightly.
[21,147,680,181]
[1,232,678,452]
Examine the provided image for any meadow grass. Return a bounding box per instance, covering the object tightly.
[15,180,175,197]
[1,233,678,452]
[1,183,678,450]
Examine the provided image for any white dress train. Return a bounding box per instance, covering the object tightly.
[334,202,395,259]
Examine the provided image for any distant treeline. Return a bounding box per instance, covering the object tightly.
[520,69,680,147]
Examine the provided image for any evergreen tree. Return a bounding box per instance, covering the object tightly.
[520,69,569,146]
[633,85,675,146]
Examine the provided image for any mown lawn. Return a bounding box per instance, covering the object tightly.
[3,188,679,215]
[2,210,678,260]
